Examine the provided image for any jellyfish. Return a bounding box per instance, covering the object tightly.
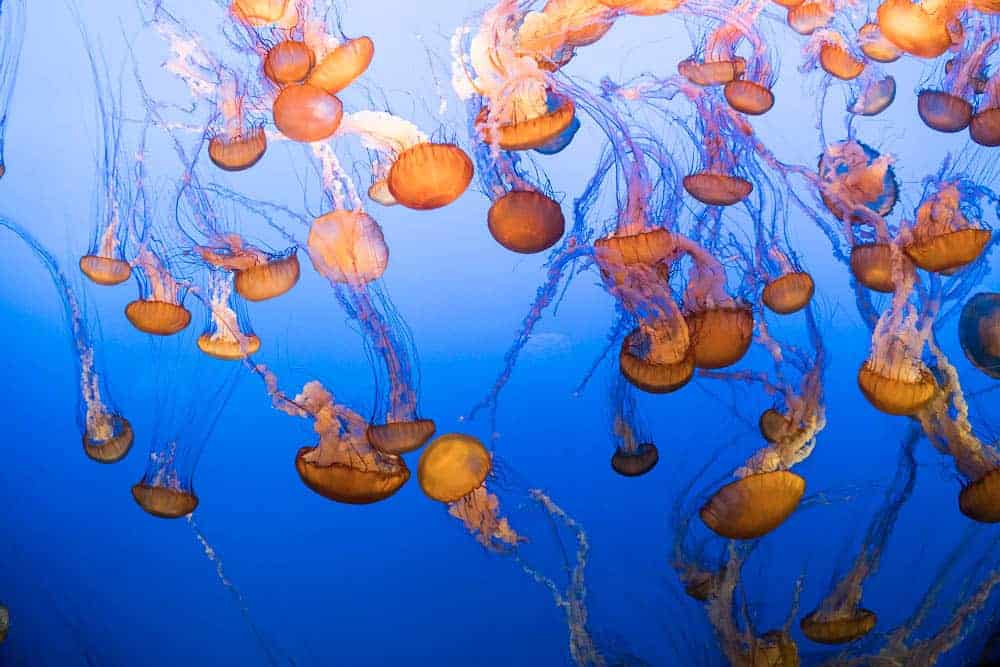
[196,268,261,360]
[847,74,896,117]
[916,34,998,133]
[262,38,314,86]
[876,0,965,59]
[0,218,133,464]
[761,249,815,315]
[208,78,267,172]
[0,0,23,179]
[230,0,292,27]
[959,292,1000,378]
[0,602,6,644]
[971,68,1000,147]
[800,428,919,645]
[857,22,901,63]
[608,377,658,477]
[598,0,681,16]
[676,6,750,87]
[903,182,992,274]
[683,93,754,207]
[804,30,866,81]
[514,0,615,72]
[127,242,193,336]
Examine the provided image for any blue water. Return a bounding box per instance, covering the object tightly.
[0,1,998,665]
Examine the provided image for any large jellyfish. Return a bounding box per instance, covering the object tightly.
[876,0,966,58]
[0,0,23,179]
[0,218,133,464]
[799,428,919,645]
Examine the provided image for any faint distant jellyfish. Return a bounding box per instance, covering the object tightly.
[387,142,474,210]
[858,335,936,416]
[197,269,261,360]
[272,83,343,142]
[125,246,192,336]
[848,75,896,117]
[487,189,565,254]
[959,293,1000,379]
[307,209,388,285]
[263,39,315,85]
[306,36,374,95]
[208,79,267,172]
[0,603,7,643]
[876,0,963,58]
[857,23,901,63]
[971,73,1000,147]
[608,382,659,478]
[418,433,521,550]
[904,183,992,273]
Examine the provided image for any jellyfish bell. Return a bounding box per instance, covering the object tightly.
[197,332,261,360]
[534,113,580,155]
[487,190,565,254]
[610,443,659,477]
[685,304,754,370]
[917,90,972,133]
[818,140,898,222]
[618,325,695,394]
[294,446,410,504]
[367,419,437,456]
[598,0,680,14]
[131,482,198,519]
[234,251,300,302]
[682,172,753,206]
[763,272,815,315]
[819,43,866,80]
[849,76,896,117]
[263,40,315,86]
[857,338,937,416]
[749,630,800,666]
[231,0,289,26]
[272,83,343,143]
[418,433,491,503]
[958,292,1000,379]
[125,299,192,336]
[386,142,473,210]
[758,408,803,444]
[850,243,895,292]
[800,609,877,645]
[367,179,398,206]
[858,23,901,62]
[478,96,576,151]
[724,80,775,115]
[677,57,746,86]
[79,255,131,286]
[307,210,388,284]
[83,413,133,464]
[306,36,374,95]
[905,228,991,273]
[958,469,1000,523]
[208,127,267,172]
[971,108,1000,147]
[876,0,961,59]
[700,470,806,540]
[787,2,832,34]
[594,228,676,270]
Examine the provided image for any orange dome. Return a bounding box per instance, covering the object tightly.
[959,469,1000,523]
[208,127,266,172]
[677,58,746,86]
[234,253,300,301]
[619,328,694,394]
[850,244,895,293]
[787,2,831,34]
[758,408,803,444]
[367,179,398,206]
[819,43,865,80]
[700,470,806,539]
[849,76,896,117]
[685,305,754,369]
[611,443,659,477]
[418,433,491,503]
[295,446,409,504]
[800,609,877,645]
[197,333,262,360]
[264,40,315,85]
[478,98,576,151]
[858,23,901,62]
[387,143,473,210]
[125,300,191,336]
[82,414,133,464]
[272,84,343,143]
[877,0,958,59]
[80,255,131,286]
[857,361,937,415]
[232,0,288,25]
[367,419,436,455]
[594,229,676,268]
[971,108,1000,147]
[905,229,991,273]
[917,90,972,133]
[131,483,198,518]
[307,37,374,94]
[773,0,804,6]
[763,272,815,314]
[307,210,388,284]
[683,172,753,206]
[487,190,565,254]
[724,80,775,115]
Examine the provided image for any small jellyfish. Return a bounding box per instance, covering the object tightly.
[0,603,7,643]
[598,0,680,15]
[478,95,578,151]
[959,292,1000,379]
[787,2,833,35]
[618,319,695,393]
[263,39,315,85]
[915,34,997,133]
[306,36,374,95]
[683,95,754,206]
[700,469,805,541]
[848,75,896,117]
[307,209,389,285]
[608,381,659,477]
[208,78,267,172]
[903,182,992,273]
[386,142,474,210]
[763,273,815,315]
[808,31,866,81]
[233,249,300,301]
[126,245,192,336]
[487,189,566,254]
[272,83,343,143]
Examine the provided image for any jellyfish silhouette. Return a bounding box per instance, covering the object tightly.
[0,0,24,179]
[800,428,919,645]
[0,217,133,464]
[608,377,658,477]
[959,292,1000,378]
[916,33,998,134]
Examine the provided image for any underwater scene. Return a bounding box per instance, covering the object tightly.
[0,0,999,664]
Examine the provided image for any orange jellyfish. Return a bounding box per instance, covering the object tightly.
[609,379,659,477]
[488,189,566,254]
[0,217,134,464]
[807,31,866,81]
[418,433,521,550]
[126,244,192,336]
[971,70,1000,147]
[761,249,815,315]
[857,22,901,63]
[306,36,373,95]
[848,74,897,117]
[787,1,833,35]
[307,209,388,285]
[818,139,898,223]
[515,0,615,71]
[208,78,266,172]
[876,0,964,59]
[231,0,291,27]
[598,0,681,15]
[903,182,992,273]
[722,44,775,115]
[196,269,261,360]
[263,39,315,85]
[916,34,998,133]
[272,83,343,143]
[959,292,1000,379]
[676,7,750,88]
[683,95,754,207]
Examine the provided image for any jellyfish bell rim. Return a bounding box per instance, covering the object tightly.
[904,228,991,273]
[208,129,267,172]
[850,243,895,293]
[234,252,300,301]
[477,97,576,151]
[79,255,132,286]
[856,362,937,416]
[124,299,192,336]
[970,108,1000,147]
[682,172,753,207]
[130,483,199,519]
[386,142,474,211]
[294,446,410,505]
[699,470,806,540]
[917,90,972,133]
[82,413,134,464]
[487,189,566,254]
[848,76,896,117]
[958,469,1000,523]
[724,80,775,115]
[366,418,437,456]
[196,333,262,361]
[610,443,659,477]
[762,271,815,314]
[619,329,695,394]
[800,608,877,645]
[417,433,491,503]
